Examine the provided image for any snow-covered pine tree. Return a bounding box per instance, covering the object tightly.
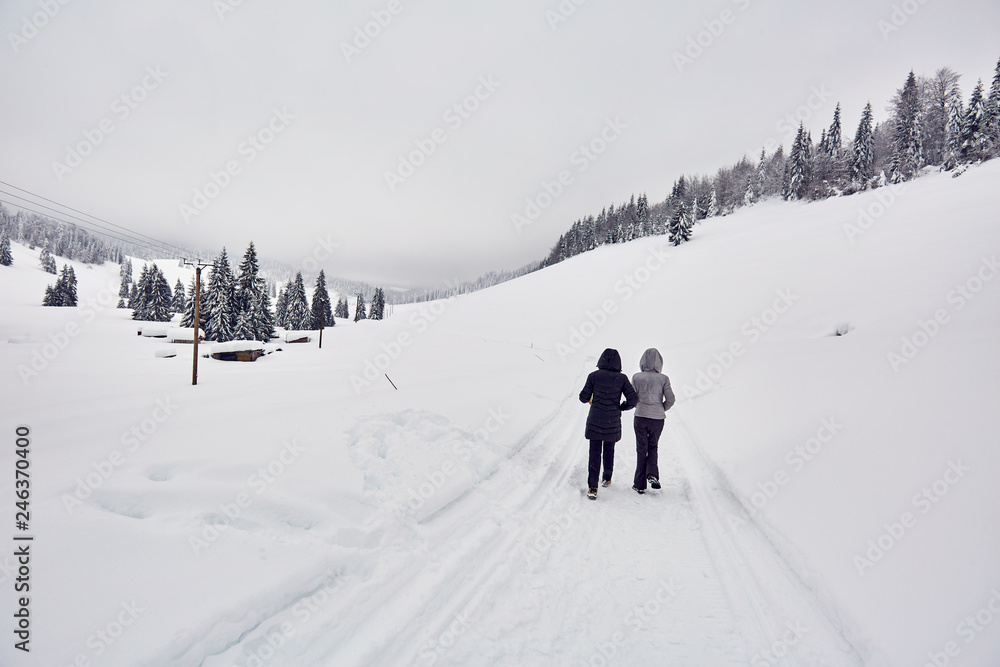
[988,57,1000,153]
[354,292,367,321]
[118,259,133,308]
[889,71,923,182]
[274,285,289,329]
[624,194,637,241]
[335,296,349,319]
[788,123,811,199]
[852,102,875,185]
[944,87,965,169]
[233,241,274,341]
[0,229,12,266]
[310,270,334,329]
[369,287,386,320]
[45,265,78,307]
[146,266,173,322]
[254,276,275,341]
[64,266,77,306]
[128,282,138,309]
[39,247,57,274]
[284,272,311,330]
[180,276,208,331]
[743,177,755,207]
[960,79,989,162]
[172,278,186,313]
[827,103,843,155]
[756,149,766,197]
[636,194,649,237]
[667,207,689,246]
[132,264,152,320]
[707,188,719,218]
[204,250,236,342]
[234,242,260,321]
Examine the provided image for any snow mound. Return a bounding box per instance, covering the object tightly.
[210,340,265,354]
[347,410,513,523]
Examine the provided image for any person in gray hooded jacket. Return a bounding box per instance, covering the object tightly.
[631,348,675,493]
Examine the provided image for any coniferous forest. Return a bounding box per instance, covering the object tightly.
[544,58,1000,265]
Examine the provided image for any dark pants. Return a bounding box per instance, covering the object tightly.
[588,440,615,489]
[633,417,664,490]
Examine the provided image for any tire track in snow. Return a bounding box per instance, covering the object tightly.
[297,372,593,665]
[669,414,868,666]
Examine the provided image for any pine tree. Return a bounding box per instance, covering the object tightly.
[788,123,811,199]
[128,282,138,309]
[354,292,368,321]
[852,102,875,184]
[233,242,273,341]
[180,276,207,331]
[960,79,989,162]
[827,104,843,155]
[310,270,334,328]
[64,266,77,306]
[335,297,349,319]
[118,259,132,308]
[369,287,386,320]
[146,266,173,322]
[707,188,719,218]
[254,277,275,342]
[284,272,311,330]
[889,71,923,182]
[132,264,152,320]
[636,194,650,237]
[944,87,965,168]
[172,279,186,313]
[743,177,755,207]
[44,265,79,307]
[39,247,57,274]
[274,285,289,329]
[988,57,1000,153]
[756,149,766,197]
[0,229,12,266]
[204,249,236,342]
[667,207,689,246]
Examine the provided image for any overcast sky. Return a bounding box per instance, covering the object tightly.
[1,0,998,287]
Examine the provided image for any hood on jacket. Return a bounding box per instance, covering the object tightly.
[639,348,663,373]
[597,348,622,372]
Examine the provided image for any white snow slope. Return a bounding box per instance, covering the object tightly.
[2,162,999,667]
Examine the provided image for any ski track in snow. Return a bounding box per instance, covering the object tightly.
[190,366,871,667]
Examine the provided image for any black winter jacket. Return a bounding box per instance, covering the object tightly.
[579,349,638,442]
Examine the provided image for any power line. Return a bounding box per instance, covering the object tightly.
[0,196,184,260]
[0,190,184,259]
[0,178,183,253]
[0,179,194,259]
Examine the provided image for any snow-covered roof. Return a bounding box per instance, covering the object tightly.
[210,340,265,354]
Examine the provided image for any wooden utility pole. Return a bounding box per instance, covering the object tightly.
[182,259,212,386]
[318,309,325,349]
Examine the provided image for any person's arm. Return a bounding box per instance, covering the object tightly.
[620,377,638,410]
[580,374,595,404]
[662,376,676,411]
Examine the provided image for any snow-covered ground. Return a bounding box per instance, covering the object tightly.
[2,161,999,666]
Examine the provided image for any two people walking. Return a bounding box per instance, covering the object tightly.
[578,348,675,500]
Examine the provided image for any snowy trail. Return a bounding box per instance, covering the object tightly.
[196,372,873,666]
[669,416,872,666]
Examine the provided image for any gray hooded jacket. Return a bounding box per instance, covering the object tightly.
[631,348,675,420]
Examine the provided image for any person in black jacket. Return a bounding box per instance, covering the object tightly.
[579,348,638,499]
